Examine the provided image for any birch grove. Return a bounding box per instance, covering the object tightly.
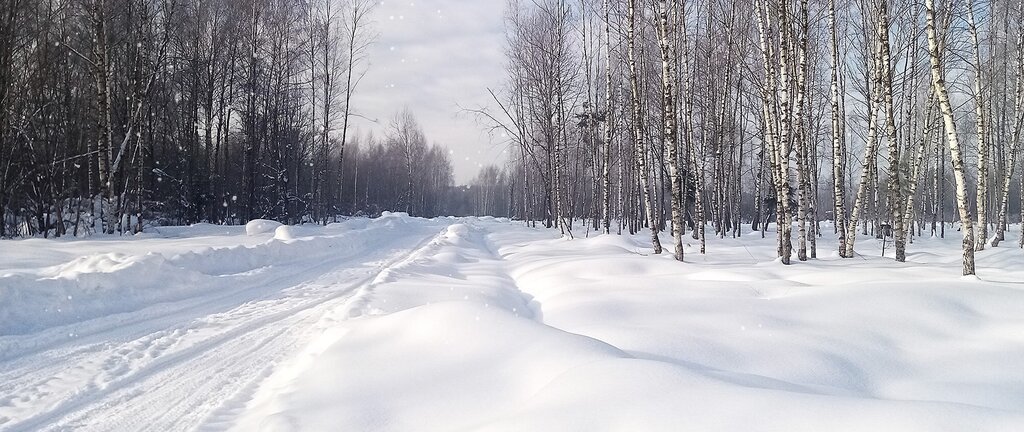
[5,0,1024,275]
[476,0,1024,274]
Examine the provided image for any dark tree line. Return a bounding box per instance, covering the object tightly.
[343,109,456,218]
[0,0,463,237]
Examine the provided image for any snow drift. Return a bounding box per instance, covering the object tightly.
[2,216,1023,431]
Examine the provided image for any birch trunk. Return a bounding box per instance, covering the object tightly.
[992,0,1024,247]
[828,0,847,255]
[90,0,115,233]
[682,5,705,253]
[601,0,612,235]
[900,102,938,259]
[656,0,683,261]
[775,0,793,264]
[878,1,906,261]
[628,0,661,254]
[844,33,882,259]
[926,0,977,275]
[755,0,793,263]
[793,0,811,261]
[967,0,988,251]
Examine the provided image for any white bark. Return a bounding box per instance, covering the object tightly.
[656,0,683,261]
[627,0,661,254]
[828,0,848,257]
[926,0,977,275]
[993,0,1024,247]
[967,0,989,251]
[601,0,612,235]
[844,27,882,259]
[878,0,905,261]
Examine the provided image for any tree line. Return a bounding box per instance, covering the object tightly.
[5,0,1023,276]
[478,0,1024,275]
[0,0,466,236]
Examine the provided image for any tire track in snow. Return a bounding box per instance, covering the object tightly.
[0,221,452,432]
[1,227,381,362]
[0,234,392,425]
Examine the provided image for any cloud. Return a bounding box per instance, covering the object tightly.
[350,0,509,184]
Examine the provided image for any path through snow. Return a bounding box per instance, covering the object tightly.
[2,216,1024,431]
[0,215,451,431]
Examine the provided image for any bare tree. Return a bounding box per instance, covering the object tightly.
[336,0,376,216]
[655,0,683,261]
[828,0,848,256]
[627,0,661,253]
[967,0,988,251]
[926,0,976,275]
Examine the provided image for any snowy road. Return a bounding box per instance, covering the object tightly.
[0,217,451,431]
[4,217,1024,431]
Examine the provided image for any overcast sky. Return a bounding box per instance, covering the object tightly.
[348,1,510,184]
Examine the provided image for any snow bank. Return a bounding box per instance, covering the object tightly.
[235,221,1024,431]
[237,302,626,432]
[273,225,297,241]
[0,215,429,338]
[0,253,209,337]
[5,217,1024,430]
[245,219,282,236]
[488,227,1024,430]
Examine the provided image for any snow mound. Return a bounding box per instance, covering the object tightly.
[232,302,627,431]
[273,225,297,241]
[236,220,1024,431]
[245,219,282,236]
[379,211,410,218]
[0,216,437,339]
[0,252,208,336]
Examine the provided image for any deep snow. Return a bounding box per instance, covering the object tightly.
[2,215,1023,431]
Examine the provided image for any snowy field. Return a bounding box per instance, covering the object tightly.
[2,214,1024,431]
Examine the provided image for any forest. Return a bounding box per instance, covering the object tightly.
[1,0,1022,275]
[0,0,462,235]
[475,0,1024,275]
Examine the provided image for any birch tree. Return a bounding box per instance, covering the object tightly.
[844,6,883,259]
[655,0,683,261]
[628,0,661,254]
[967,0,988,251]
[926,0,976,275]
[878,0,905,261]
[828,0,848,256]
[992,0,1024,248]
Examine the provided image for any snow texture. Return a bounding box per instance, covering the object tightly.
[1,215,1023,431]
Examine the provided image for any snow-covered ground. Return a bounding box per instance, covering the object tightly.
[2,215,1023,431]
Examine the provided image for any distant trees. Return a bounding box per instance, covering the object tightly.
[454,165,512,218]
[341,125,454,218]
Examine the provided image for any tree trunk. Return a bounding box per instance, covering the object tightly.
[878,1,905,261]
[656,0,683,261]
[601,0,613,234]
[628,0,661,254]
[992,5,1024,247]
[793,0,810,261]
[844,23,882,259]
[926,0,976,276]
[968,0,988,251]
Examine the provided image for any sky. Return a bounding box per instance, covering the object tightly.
[348,1,510,184]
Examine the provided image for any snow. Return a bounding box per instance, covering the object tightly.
[1,216,1023,431]
[245,219,282,236]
